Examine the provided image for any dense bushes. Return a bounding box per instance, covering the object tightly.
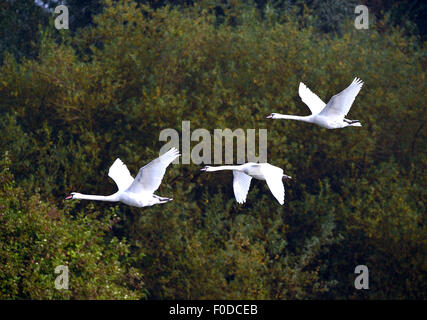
[0,0,425,299]
[0,153,145,299]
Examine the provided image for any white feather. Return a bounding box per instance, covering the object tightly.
[298,82,326,115]
[127,147,180,194]
[202,163,290,205]
[66,148,180,208]
[267,77,364,129]
[319,77,364,118]
[232,171,252,204]
[108,158,134,191]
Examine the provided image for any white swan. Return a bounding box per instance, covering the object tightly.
[267,77,364,129]
[201,163,292,205]
[65,148,180,207]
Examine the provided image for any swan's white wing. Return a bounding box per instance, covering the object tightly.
[319,77,364,118]
[232,171,252,204]
[126,148,180,194]
[108,158,134,191]
[299,82,326,115]
[261,165,285,205]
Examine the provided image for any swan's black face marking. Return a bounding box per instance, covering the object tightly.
[282,175,292,180]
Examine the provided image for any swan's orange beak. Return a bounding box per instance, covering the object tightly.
[65,195,73,200]
[266,114,273,119]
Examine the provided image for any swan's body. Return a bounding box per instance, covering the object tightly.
[201,163,291,205]
[65,148,180,207]
[267,77,364,129]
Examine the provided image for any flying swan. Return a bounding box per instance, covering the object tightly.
[65,148,180,207]
[201,163,292,205]
[266,77,364,129]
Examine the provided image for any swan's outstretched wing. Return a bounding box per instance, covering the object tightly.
[319,77,364,118]
[261,165,285,205]
[232,171,252,204]
[299,82,326,115]
[108,158,134,191]
[126,148,180,194]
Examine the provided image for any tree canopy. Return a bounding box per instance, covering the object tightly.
[0,0,425,299]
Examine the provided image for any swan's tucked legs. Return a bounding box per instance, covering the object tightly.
[153,195,173,202]
[344,119,360,124]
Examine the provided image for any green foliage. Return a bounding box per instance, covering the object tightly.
[0,0,425,299]
[0,153,145,299]
[0,0,48,62]
[331,162,427,299]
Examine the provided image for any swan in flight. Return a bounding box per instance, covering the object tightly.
[201,163,292,205]
[266,77,364,129]
[65,148,180,207]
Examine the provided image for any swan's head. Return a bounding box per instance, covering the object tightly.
[65,192,78,200]
[266,113,279,119]
[200,166,213,172]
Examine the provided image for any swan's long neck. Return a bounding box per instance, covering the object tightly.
[207,165,242,172]
[275,114,313,122]
[73,193,120,202]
